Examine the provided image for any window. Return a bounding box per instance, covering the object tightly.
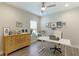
[30,20,37,36]
[30,20,37,29]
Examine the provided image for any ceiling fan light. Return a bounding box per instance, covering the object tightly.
[41,7,46,11]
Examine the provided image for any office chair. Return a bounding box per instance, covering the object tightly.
[49,31,63,54]
[50,43,62,54]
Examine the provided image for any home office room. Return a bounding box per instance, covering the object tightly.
[0,0,79,57]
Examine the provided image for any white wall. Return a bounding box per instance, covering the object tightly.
[40,7,79,47]
[0,3,40,52]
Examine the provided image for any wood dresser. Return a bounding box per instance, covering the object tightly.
[4,33,31,55]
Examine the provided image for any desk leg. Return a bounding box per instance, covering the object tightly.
[39,40,45,53]
[65,46,67,56]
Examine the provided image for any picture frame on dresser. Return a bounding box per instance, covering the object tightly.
[3,27,10,36]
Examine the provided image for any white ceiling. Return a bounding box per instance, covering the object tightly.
[6,2,79,16]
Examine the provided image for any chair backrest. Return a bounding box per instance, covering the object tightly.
[53,30,62,39]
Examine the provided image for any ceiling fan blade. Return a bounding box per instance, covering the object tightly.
[47,4,56,8]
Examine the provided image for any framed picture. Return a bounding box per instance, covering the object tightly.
[16,21,23,28]
[3,27,10,36]
[56,21,66,28]
[50,22,57,28]
[46,22,52,28]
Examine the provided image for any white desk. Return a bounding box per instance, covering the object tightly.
[37,36,71,55]
[38,36,71,46]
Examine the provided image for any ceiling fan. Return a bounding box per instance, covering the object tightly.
[41,2,56,13]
